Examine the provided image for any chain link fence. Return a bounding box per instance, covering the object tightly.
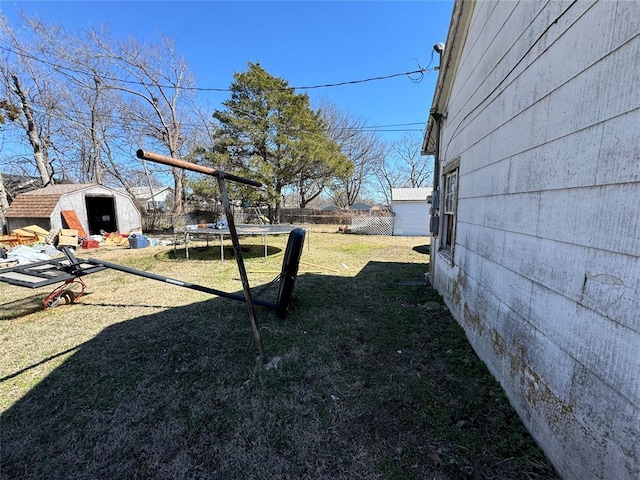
[349,216,394,235]
[142,207,396,235]
[279,208,394,235]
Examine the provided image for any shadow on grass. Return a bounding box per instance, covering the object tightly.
[164,243,282,261]
[0,293,48,320]
[0,261,558,480]
[412,244,430,255]
[0,292,105,321]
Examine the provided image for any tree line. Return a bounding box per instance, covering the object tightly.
[0,13,432,227]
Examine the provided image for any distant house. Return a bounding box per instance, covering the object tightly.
[123,186,173,212]
[422,1,639,479]
[5,184,141,235]
[321,205,341,212]
[348,202,372,212]
[391,187,432,236]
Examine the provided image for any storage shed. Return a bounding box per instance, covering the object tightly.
[5,184,141,236]
[391,187,432,236]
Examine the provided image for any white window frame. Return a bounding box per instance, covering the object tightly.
[440,158,460,262]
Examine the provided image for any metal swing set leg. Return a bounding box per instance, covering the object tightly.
[134,150,305,364]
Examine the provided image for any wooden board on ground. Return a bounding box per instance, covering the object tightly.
[1,234,36,247]
[10,229,36,238]
[21,225,50,242]
[61,210,88,238]
[58,229,79,247]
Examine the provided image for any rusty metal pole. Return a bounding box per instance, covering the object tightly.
[136,149,268,364]
[217,175,268,365]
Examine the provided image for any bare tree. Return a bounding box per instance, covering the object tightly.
[372,133,432,205]
[183,103,226,209]
[0,173,8,232]
[0,16,59,186]
[320,103,384,208]
[16,19,118,185]
[2,16,153,203]
[0,98,21,231]
[295,120,351,208]
[371,150,402,207]
[395,133,432,188]
[0,12,203,234]
[95,35,197,215]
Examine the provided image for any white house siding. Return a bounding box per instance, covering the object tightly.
[430,1,639,479]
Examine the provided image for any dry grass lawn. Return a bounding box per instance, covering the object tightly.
[0,227,558,479]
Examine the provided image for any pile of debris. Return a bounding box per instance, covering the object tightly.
[1,225,92,268]
[0,225,50,247]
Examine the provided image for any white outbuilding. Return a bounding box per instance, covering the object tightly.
[5,184,142,236]
[391,187,432,236]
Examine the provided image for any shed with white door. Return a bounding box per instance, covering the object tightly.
[391,187,432,236]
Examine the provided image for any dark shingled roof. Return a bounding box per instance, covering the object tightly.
[5,184,98,218]
[5,195,60,218]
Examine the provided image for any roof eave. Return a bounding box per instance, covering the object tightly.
[421,0,475,156]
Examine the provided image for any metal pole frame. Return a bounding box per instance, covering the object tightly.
[137,149,268,364]
[217,175,268,364]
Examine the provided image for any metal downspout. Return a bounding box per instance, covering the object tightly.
[429,110,443,281]
[432,111,442,193]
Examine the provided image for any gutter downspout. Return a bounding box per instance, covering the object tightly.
[430,109,443,200]
[429,109,444,281]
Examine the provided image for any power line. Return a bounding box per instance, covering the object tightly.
[283,69,430,90]
[11,98,425,136]
[0,41,432,93]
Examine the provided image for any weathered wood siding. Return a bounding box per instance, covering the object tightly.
[432,1,639,478]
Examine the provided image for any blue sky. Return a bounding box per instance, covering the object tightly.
[1,1,453,145]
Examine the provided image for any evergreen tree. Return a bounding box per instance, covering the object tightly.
[211,62,349,222]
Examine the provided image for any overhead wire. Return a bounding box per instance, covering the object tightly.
[13,97,425,137]
[0,41,432,93]
[1,33,430,170]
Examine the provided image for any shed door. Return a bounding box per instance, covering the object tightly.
[85,196,117,235]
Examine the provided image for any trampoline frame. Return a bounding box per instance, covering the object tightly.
[174,224,307,262]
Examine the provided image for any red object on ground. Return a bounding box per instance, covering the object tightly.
[82,239,100,249]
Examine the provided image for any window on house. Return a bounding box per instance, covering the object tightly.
[441,159,459,254]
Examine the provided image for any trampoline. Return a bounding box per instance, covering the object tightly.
[175,224,307,261]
